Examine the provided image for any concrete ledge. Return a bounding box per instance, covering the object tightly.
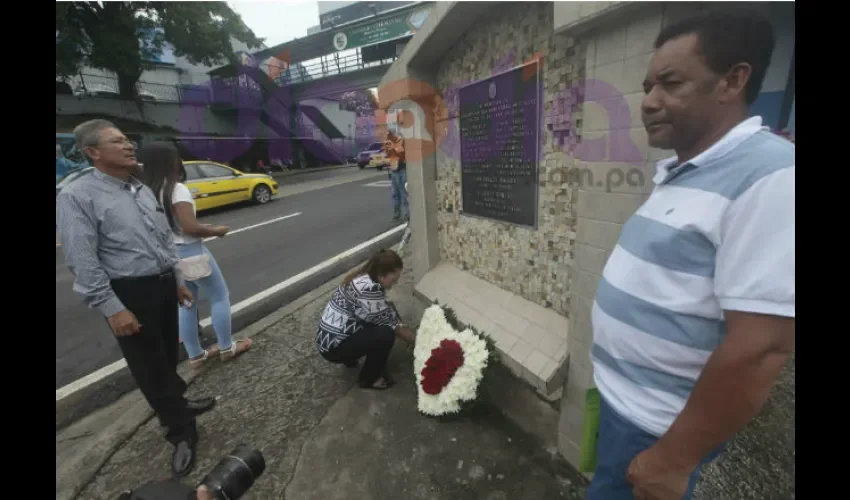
[414,262,569,399]
[553,1,643,37]
[56,227,405,431]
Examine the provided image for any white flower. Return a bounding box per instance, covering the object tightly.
[414,305,491,416]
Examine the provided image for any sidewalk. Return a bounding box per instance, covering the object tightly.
[271,164,357,180]
[57,246,587,500]
[273,169,385,200]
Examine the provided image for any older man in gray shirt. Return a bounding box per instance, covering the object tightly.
[56,119,214,477]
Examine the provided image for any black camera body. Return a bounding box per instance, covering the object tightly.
[121,445,265,500]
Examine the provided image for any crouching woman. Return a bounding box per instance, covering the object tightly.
[315,249,416,390]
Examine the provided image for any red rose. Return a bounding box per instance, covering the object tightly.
[420,339,465,395]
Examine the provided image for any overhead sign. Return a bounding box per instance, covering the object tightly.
[331,5,431,52]
[320,1,417,30]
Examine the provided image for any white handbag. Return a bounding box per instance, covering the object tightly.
[178,254,212,281]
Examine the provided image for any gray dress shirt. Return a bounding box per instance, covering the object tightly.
[56,169,184,318]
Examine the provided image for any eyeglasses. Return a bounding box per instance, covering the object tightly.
[96,137,136,148]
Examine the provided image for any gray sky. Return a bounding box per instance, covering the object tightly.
[229,1,320,48]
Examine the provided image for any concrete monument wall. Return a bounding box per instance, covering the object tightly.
[432,2,583,318]
[555,1,671,467]
[406,2,579,399]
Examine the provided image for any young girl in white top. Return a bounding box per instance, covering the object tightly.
[138,142,252,369]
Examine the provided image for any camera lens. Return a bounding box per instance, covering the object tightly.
[199,445,265,500]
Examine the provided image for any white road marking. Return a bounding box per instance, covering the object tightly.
[199,223,406,327]
[364,180,392,187]
[56,213,301,284]
[55,223,407,403]
[202,212,301,242]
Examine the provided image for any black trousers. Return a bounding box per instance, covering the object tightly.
[111,272,196,445]
[322,324,395,386]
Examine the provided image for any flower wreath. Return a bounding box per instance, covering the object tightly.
[413,303,499,417]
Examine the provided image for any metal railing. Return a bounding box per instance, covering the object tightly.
[206,49,397,110]
[64,73,211,104]
[266,50,398,86]
[297,119,348,162]
[63,56,388,162]
[255,112,347,164]
[63,48,397,105]
[210,50,397,93]
[209,76,264,108]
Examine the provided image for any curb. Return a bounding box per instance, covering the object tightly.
[56,226,405,431]
[57,237,412,500]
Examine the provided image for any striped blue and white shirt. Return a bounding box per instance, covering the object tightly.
[592,116,795,437]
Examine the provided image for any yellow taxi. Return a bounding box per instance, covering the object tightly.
[183,160,279,211]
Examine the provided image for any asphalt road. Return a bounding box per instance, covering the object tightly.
[272,166,360,185]
[56,169,395,389]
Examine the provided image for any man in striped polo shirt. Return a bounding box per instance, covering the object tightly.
[587,9,794,500]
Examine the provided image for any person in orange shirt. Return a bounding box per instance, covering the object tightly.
[384,131,408,222]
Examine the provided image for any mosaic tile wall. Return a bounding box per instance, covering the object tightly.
[433,2,586,317]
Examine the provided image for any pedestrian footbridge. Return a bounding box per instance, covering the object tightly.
[204,2,435,166]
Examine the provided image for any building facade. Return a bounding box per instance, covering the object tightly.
[59,35,261,102]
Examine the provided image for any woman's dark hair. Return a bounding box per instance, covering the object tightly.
[654,8,775,105]
[137,141,186,233]
[344,249,404,285]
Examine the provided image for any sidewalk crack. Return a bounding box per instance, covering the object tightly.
[281,384,356,499]
[70,411,156,500]
[57,431,94,444]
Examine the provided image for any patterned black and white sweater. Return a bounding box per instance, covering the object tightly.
[316,274,401,354]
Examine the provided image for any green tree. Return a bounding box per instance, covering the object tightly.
[56,1,263,99]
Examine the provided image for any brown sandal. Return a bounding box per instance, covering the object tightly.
[189,346,221,370]
[220,338,253,362]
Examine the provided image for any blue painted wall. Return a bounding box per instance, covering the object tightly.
[750,90,785,130]
[747,3,794,131]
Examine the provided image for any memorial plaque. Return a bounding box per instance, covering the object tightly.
[459,60,540,228]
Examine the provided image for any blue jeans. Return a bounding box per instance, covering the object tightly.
[390,168,408,219]
[176,242,232,357]
[586,397,724,500]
